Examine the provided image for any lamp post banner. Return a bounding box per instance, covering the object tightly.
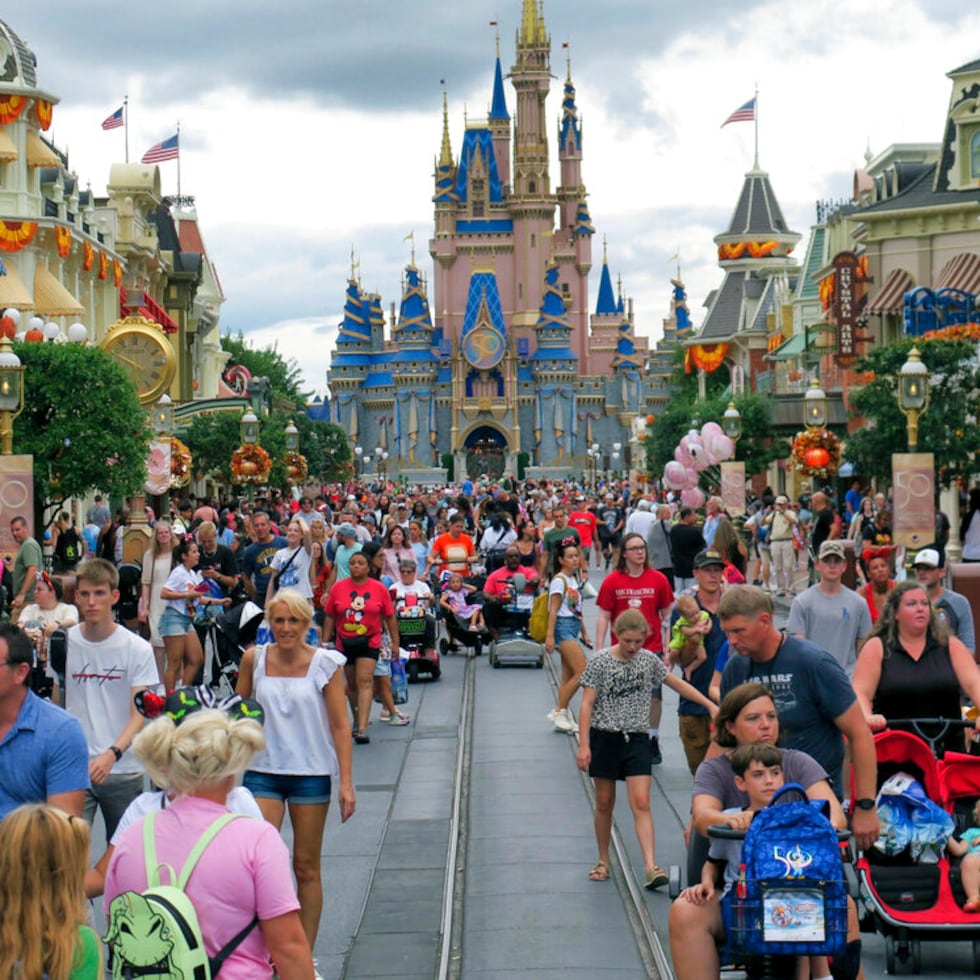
[0,454,34,565]
[721,461,746,516]
[892,452,935,549]
[145,438,172,496]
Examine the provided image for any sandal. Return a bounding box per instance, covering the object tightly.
[644,866,668,890]
[965,896,980,913]
[353,729,370,744]
[588,861,610,882]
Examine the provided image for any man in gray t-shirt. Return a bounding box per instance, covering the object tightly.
[788,540,871,678]
[913,547,975,654]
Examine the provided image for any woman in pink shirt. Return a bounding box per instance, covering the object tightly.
[104,709,314,979]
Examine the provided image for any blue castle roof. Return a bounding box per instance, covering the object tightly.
[394,265,436,352]
[610,320,643,369]
[490,56,509,120]
[337,279,371,343]
[455,128,503,203]
[559,77,581,151]
[595,258,617,315]
[574,199,595,236]
[461,271,508,338]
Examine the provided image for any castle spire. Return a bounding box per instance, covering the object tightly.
[439,89,453,168]
[490,53,509,120]
[519,0,547,48]
[595,242,617,316]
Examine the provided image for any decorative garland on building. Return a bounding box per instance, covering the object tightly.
[55,225,71,257]
[34,99,53,130]
[688,343,729,374]
[718,241,784,261]
[922,323,980,342]
[170,437,192,488]
[791,428,841,479]
[231,444,272,484]
[0,95,27,125]
[0,220,37,252]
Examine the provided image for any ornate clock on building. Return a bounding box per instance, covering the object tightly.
[100,315,177,405]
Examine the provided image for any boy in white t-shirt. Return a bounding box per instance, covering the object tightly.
[65,559,159,840]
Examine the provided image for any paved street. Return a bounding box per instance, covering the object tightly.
[85,578,979,977]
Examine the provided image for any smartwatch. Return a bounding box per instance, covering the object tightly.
[109,745,124,762]
[854,797,876,811]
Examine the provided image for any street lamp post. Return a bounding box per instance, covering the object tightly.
[897,346,929,452]
[804,377,827,430]
[152,393,174,439]
[723,400,742,443]
[0,334,25,455]
[284,419,299,453]
[612,441,622,482]
[240,409,260,446]
[586,442,600,488]
[354,445,363,478]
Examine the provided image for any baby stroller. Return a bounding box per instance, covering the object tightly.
[432,568,488,657]
[854,718,980,974]
[199,597,264,699]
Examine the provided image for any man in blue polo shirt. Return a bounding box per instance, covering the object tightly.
[0,622,89,820]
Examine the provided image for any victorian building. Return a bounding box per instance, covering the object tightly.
[326,0,655,481]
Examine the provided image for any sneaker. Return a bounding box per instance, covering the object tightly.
[313,958,325,980]
[388,712,411,726]
[553,708,577,733]
[380,709,391,721]
[649,735,663,766]
[546,707,559,722]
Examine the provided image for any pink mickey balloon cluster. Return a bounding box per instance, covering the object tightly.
[662,420,736,508]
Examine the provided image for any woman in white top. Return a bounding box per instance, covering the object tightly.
[138,519,175,682]
[236,588,355,951]
[545,542,590,734]
[18,571,78,697]
[267,519,313,605]
[159,539,229,691]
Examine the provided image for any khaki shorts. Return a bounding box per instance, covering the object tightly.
[678,714,712,776]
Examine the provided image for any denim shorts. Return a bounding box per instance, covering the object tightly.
[243,770,332,804]
[373,658,391,678]
[159,607,193,637]
[553,615,581,643]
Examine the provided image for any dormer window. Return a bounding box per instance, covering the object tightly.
[972,132,980,179]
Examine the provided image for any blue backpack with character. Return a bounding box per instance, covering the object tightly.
[723,783,848,959]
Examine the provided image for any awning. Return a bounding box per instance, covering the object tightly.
[935,252,980,295]
[34,264,84,316]
[26,128,59,168]
[866,267,912,315]
[765,331,806,361]
[120,286,179,334]
[0,128,16,163]
[0,260,32,309]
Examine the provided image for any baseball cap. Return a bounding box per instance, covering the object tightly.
[818,540,846,561]
[912,547,941,569]
[337,521,358,538]
[775,495,789,505]
[694,549,726,569]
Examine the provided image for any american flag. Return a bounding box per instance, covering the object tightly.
[101,107,124,131]
[721,97,756,128]
[141,133,179,163]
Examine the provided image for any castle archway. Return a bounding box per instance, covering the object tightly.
[462,424,507,479]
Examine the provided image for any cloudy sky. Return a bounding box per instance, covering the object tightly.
[12,0,980,393]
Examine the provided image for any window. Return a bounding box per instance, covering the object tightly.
[529,180,536,194]
[472,202,484,217]
[531,234,536,248]
[972,132,980,179]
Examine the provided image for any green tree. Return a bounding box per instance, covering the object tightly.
[12,342,151,526]
[221,332,307,402]
[845,337,980,487]
[646,355,787,480]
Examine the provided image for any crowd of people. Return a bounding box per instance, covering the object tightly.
[3,472,980,977]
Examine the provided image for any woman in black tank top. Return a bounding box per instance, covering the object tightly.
[853,581,980,754]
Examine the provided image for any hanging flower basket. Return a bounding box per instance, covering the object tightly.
[791,428,841,480]
[170,437,192,489]
[231,444,272,485]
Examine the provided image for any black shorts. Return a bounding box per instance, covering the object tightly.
[588,728,651,781]
[340,636,380,661]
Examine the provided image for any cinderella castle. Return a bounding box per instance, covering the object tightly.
[324,1,657,482]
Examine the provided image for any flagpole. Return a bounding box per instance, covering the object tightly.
[124,95,129,163]
[176,121,181,199]
[753,84,759,169]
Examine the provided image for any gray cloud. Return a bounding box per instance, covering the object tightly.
[11,0,769,119]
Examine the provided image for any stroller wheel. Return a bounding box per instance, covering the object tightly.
[407,662,419,684]
[473,638,482,657]
[431,664,441,681]
[885,936,896,974]
[911,939,921,974]
[439,637,449,656]
[972,939,980,974]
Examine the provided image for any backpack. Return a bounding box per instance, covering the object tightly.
[60,526,82,564]
[722,783,847,959]
[104,812,257,979]
[528,591,550,642]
